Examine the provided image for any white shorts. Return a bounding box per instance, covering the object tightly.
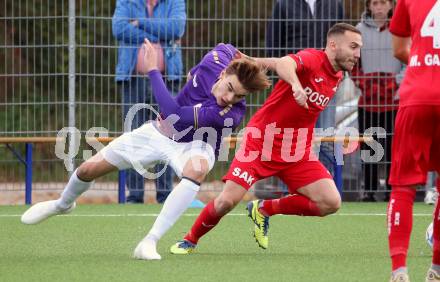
[100,123,215,178]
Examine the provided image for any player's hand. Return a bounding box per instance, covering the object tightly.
[235,50,255,62]
[292,84,309,109]
[142,38,158,72]
[234,50,244,59]
[130,20,139,27]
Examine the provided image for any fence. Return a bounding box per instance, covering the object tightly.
[1,0,406,204]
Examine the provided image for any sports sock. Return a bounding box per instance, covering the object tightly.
[431,264,440,274]
[387,186,416,271]
[56,169,93,209]
[259,194,321,216]
[146,178,200,242]
[392,267,408,277]
[184,200,222,244]
[432,181,440,265]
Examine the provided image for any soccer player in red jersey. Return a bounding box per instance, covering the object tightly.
[386,0,440,281]
[170,23,363,256]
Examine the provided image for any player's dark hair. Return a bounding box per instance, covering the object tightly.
[225,58,271,93]
[365,0,394,19]
[327,23,361,39]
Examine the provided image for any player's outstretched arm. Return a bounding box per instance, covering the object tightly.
[252,57,279,72]
[235,50,279,72]
[140,39,195,127]
[276,56,308,109]
[148,70,199,127]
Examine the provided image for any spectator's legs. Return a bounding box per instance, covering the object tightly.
[121,77,179,204]
[383,110,397,201]
[315,98,336,176]
[154,80,180,203]
[121,77,149,203]
[358,107,379,201]
[155,164,174,203]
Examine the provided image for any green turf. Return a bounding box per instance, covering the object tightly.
[0,203,435,282]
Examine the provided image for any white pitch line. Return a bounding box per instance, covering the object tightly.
[0,213,433,217]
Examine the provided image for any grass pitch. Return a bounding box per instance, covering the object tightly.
[0,203,434,282]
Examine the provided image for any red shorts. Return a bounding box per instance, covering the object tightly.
[389,105,440,186]
[222,154,333,194]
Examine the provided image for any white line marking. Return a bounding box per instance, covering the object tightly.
[0,213,433,217]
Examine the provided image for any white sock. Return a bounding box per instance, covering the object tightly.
[392,267,408,276]
[432,263,440,273]
[56,169,93,209]
[146,178,200,242]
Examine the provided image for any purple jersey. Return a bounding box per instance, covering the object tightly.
[157,43,246,157]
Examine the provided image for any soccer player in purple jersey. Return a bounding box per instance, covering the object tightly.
[21,39,272,260]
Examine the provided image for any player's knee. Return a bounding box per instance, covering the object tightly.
[320,197,341,216]
[214,197,236,216]
[76,162,97,182]
[182,167,209,183]
[182,157,211,183]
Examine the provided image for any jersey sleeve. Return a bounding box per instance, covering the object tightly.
[188,64,200,76]
[195,43,238,75]
[390,0,411,37]
[288,49,321,75]
[195,103,244,130]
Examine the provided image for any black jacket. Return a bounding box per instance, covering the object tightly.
[266,0,345,57]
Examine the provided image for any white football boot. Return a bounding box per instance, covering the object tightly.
[133,238,161,260]
[21,200,76,224]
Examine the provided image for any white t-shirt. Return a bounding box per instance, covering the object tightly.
[305,0,317,15]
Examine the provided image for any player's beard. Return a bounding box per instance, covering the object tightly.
[335,53,357,72]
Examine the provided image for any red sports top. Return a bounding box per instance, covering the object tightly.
[389,0,440,107]
[245,49,343,163]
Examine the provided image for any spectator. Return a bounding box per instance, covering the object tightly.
[266,0,345,177]
[112,0,186,203]
[425,172,438,205]
[352,0,405,202]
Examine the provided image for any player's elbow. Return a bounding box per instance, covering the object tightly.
[276,56,297,82]
[393,48,409,64]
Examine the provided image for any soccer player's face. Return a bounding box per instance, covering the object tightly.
[212,73,248,107]
[334,31,362,72]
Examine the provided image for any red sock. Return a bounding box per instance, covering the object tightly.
[260,194,321,216]
[184,200,223,244]
[433,180,440,265]
[387,186,416,271]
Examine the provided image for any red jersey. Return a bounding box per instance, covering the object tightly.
[246,49,343,163]
[389,0,440,107]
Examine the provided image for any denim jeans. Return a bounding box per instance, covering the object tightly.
[315,98,336,176]
[119,76,179,203]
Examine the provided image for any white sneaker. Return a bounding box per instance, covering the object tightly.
[21,200,76,225]
[426,268,440,281]
[133,239,161,260]
[390,272,410,282]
